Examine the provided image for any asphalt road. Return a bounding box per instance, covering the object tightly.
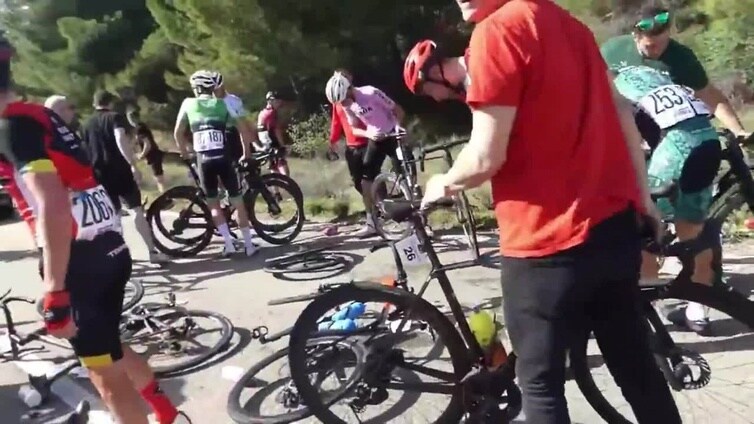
[1,216,753,423]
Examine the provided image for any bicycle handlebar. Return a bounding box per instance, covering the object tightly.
[418,138,469,172]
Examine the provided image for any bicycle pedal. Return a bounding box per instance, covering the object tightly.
[251,326,269,339]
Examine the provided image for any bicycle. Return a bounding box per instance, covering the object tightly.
[146,150,305,257]
[708,131,754,240]
[287,198,522,423]
[34,279,144,317]
[227,244,416,423]
[263,246,350,276]
[570,185,754,423]
[417,137,479,260]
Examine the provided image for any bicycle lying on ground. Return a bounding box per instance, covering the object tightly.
[287,198,522,423]
[147,147,305,257]
[2,287,234,409]
[570,183,754,423]
[227,242,416,424]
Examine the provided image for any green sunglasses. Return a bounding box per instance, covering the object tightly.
[635,11,670,33]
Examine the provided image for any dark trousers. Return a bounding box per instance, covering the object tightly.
[501,208,681,424]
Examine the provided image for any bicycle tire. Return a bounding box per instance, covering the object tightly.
[123,308,234,376]
[264,247,329,267]
[247,175,305,245]
[455,192,479,260]
[263,254,344,274]
[570,281,754,423]
[226,337,367,424]
[147,187,213,258]
[35,279,145,317]
[288,282,471,424]
[372,172,413,241]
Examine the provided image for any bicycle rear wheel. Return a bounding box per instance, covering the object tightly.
[147,186,213,258]
[288,282,471,424]
[570,281,754,423]
[372,172,413,241]
[226,337,367,424]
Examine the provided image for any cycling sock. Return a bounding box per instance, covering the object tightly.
[132,207,156,252]
[365,212,375,227]
[241,226,254,247]
[140,380,178,424]
[685,301,708,321]
[217,223,234,246]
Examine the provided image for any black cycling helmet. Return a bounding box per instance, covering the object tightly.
[265,91,278,101]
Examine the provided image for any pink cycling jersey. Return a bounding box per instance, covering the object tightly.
[343,86,399,135]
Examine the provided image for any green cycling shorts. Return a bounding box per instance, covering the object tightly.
[647,117,721,222]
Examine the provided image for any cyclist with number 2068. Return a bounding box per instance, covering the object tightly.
[0,36,190,424]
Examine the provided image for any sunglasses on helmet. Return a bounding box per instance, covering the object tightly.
[634,11,670,33]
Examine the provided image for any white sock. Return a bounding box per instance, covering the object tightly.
[685,302,708,321]
[366,212,374,226]
[241,227,255,248]
[217,223,234,247]
[131,207,155,252]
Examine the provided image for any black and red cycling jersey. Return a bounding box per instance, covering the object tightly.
[0,101,120,245]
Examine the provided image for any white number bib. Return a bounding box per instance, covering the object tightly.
[638,84,709,129]
[193,129,225,152]
[71,185,121,240]
[258,130,273,146]
[394,233,429,268]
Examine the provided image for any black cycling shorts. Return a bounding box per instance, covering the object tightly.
[97,167,142,211]
[39,232,131,368]
[345,137,404,191]
[197,153,241,199]
[225,127,243,162]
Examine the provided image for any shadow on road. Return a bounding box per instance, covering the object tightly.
[0,248,38,263]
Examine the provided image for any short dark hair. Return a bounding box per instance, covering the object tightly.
[93,90,116,107]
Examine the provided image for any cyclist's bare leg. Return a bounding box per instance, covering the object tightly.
[121,346,179,424]
[675,220,713,285]
[155,174,166,193]
[361,179,375,211]
[208,197,235,251]
[230,194,257,254]
[87,362,149,424]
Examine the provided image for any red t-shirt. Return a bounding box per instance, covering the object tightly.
[330,104,367,148]
[465,0,642,258]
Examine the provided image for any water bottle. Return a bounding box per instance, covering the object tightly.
[331,302,366,321]
[467,307,508,369]
[318,318,358,332]
[18,384,42,408]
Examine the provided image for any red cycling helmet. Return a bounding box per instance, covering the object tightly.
[404,40,439,94]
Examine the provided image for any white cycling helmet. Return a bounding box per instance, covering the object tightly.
[189,70,216,92]
[212,71,224,88]
[325,72,350,104]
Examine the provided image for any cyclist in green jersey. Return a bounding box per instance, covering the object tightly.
[612,65,722,334]
[173,70,259,257]
[601,4,749,138]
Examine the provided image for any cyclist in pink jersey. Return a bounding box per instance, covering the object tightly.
[325,72,406,237]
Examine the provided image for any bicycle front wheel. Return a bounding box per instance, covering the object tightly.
[227,337,367,424]
[247,174,305,245]
[147,186,213,258]
[570,280,754,423]
[288,282,471,424]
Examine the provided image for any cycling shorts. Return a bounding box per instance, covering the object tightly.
[38,232,131,368]
[647,117,722,222]
[225,127,243,161]
[197,153,241,200]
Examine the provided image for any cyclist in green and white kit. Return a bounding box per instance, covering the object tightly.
[612,65,722,334]
[173,70,259,257]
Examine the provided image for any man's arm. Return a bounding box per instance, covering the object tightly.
[330,106,343,146]
[607,71,652,204]
[23,172,71,292]
[113,114,136,166]
[173,106,191,158]
[695,84,747,135]
[441,106,513,193]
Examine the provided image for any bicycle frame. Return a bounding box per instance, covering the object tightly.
[714,131,754,209]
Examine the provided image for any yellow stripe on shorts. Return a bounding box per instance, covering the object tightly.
[79,353,114,368]
[20,159,56,174]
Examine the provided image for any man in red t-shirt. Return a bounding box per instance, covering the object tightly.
[421,0,680,422]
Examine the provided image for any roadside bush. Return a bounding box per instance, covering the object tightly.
[288,107,331,158]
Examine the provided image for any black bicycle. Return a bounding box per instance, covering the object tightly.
[147,149,305,257]
[227,244,417,423]
[708,131,754,240]
[287,198,522,423]
[570,186,754,423]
